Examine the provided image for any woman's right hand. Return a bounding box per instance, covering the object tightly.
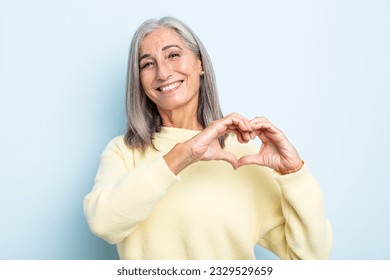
[164,113,254,174]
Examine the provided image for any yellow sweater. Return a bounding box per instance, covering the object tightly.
[84,127,332,259]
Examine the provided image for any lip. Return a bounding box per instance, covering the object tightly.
[156,80,183,93]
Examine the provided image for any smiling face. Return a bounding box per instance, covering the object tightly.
[139,28,203,117]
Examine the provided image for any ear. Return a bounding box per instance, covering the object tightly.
[199,62,204,76]
[195,57,203,76]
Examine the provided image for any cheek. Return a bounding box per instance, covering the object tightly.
[180,64,201,83]
[139,75,156,102]
[177,56,202,77]
[140,73,153,91]
[188,66,201,87]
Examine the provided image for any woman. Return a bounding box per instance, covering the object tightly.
[84,17,332,260]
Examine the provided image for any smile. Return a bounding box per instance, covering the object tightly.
[157,81,183,93]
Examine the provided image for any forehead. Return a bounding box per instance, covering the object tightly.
[140,28,184,53]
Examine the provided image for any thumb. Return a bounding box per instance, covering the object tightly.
[237,155,264,168]
[217,150,239,170]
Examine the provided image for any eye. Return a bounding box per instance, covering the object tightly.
[140,61,155,70]
[168,52,180,59]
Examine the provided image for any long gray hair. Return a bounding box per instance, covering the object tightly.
[124,17,225,152]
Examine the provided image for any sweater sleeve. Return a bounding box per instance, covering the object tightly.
[83,138,179,244]
[257,165,333,259]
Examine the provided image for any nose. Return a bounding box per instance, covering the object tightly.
[156,61,172,81]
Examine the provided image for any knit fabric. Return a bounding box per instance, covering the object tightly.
[84,127,332,259]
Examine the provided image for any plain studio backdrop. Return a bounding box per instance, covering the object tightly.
[0,0,389,259]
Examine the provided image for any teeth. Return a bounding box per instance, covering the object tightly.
[160,82,180,92]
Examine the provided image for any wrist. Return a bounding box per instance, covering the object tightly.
[278,160,304,175]
[163,142,197,175]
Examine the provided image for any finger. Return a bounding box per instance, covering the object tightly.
[250,120,275,132]
[209,114,253,144]
[238,117,252,132]
[258,130,272,144]
[229,129,249,143]
[226,123,252,143]
[237,155,264,168]
[207,115,248,139]
[223,116,252,142]
[250,130,257,140]
[249,118,285,143]
[217,150,239,170]
[225,113,252,132]
[250,116,270,124]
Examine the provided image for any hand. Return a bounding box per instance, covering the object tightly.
[237,117,304,174]
[186,113,254,169]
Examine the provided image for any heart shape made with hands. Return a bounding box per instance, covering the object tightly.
[200,115,303,174]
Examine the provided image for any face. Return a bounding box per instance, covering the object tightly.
[138,28,203,114]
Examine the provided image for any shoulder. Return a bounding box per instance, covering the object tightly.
[102,135,164,169]
[101,135,138,160]
[99,135,141,170]
[104,135,126,152]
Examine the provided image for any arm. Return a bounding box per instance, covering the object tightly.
[84,114,252,244]
[259,166,333,259]
[83,138,179,244]
[164,113,254,174]
[238,117,332,259]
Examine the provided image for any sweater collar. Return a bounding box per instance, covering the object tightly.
[156,126,201,142]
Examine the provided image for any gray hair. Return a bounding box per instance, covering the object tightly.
[124,16,225,152]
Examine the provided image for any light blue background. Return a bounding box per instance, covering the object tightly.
[1,0,389,259]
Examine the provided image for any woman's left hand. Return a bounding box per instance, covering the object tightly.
[237,117,304,174]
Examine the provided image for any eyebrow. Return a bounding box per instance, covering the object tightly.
[139,44,183,61]
[162,44,182,51]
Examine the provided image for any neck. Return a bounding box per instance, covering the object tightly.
[159,109,203,131]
